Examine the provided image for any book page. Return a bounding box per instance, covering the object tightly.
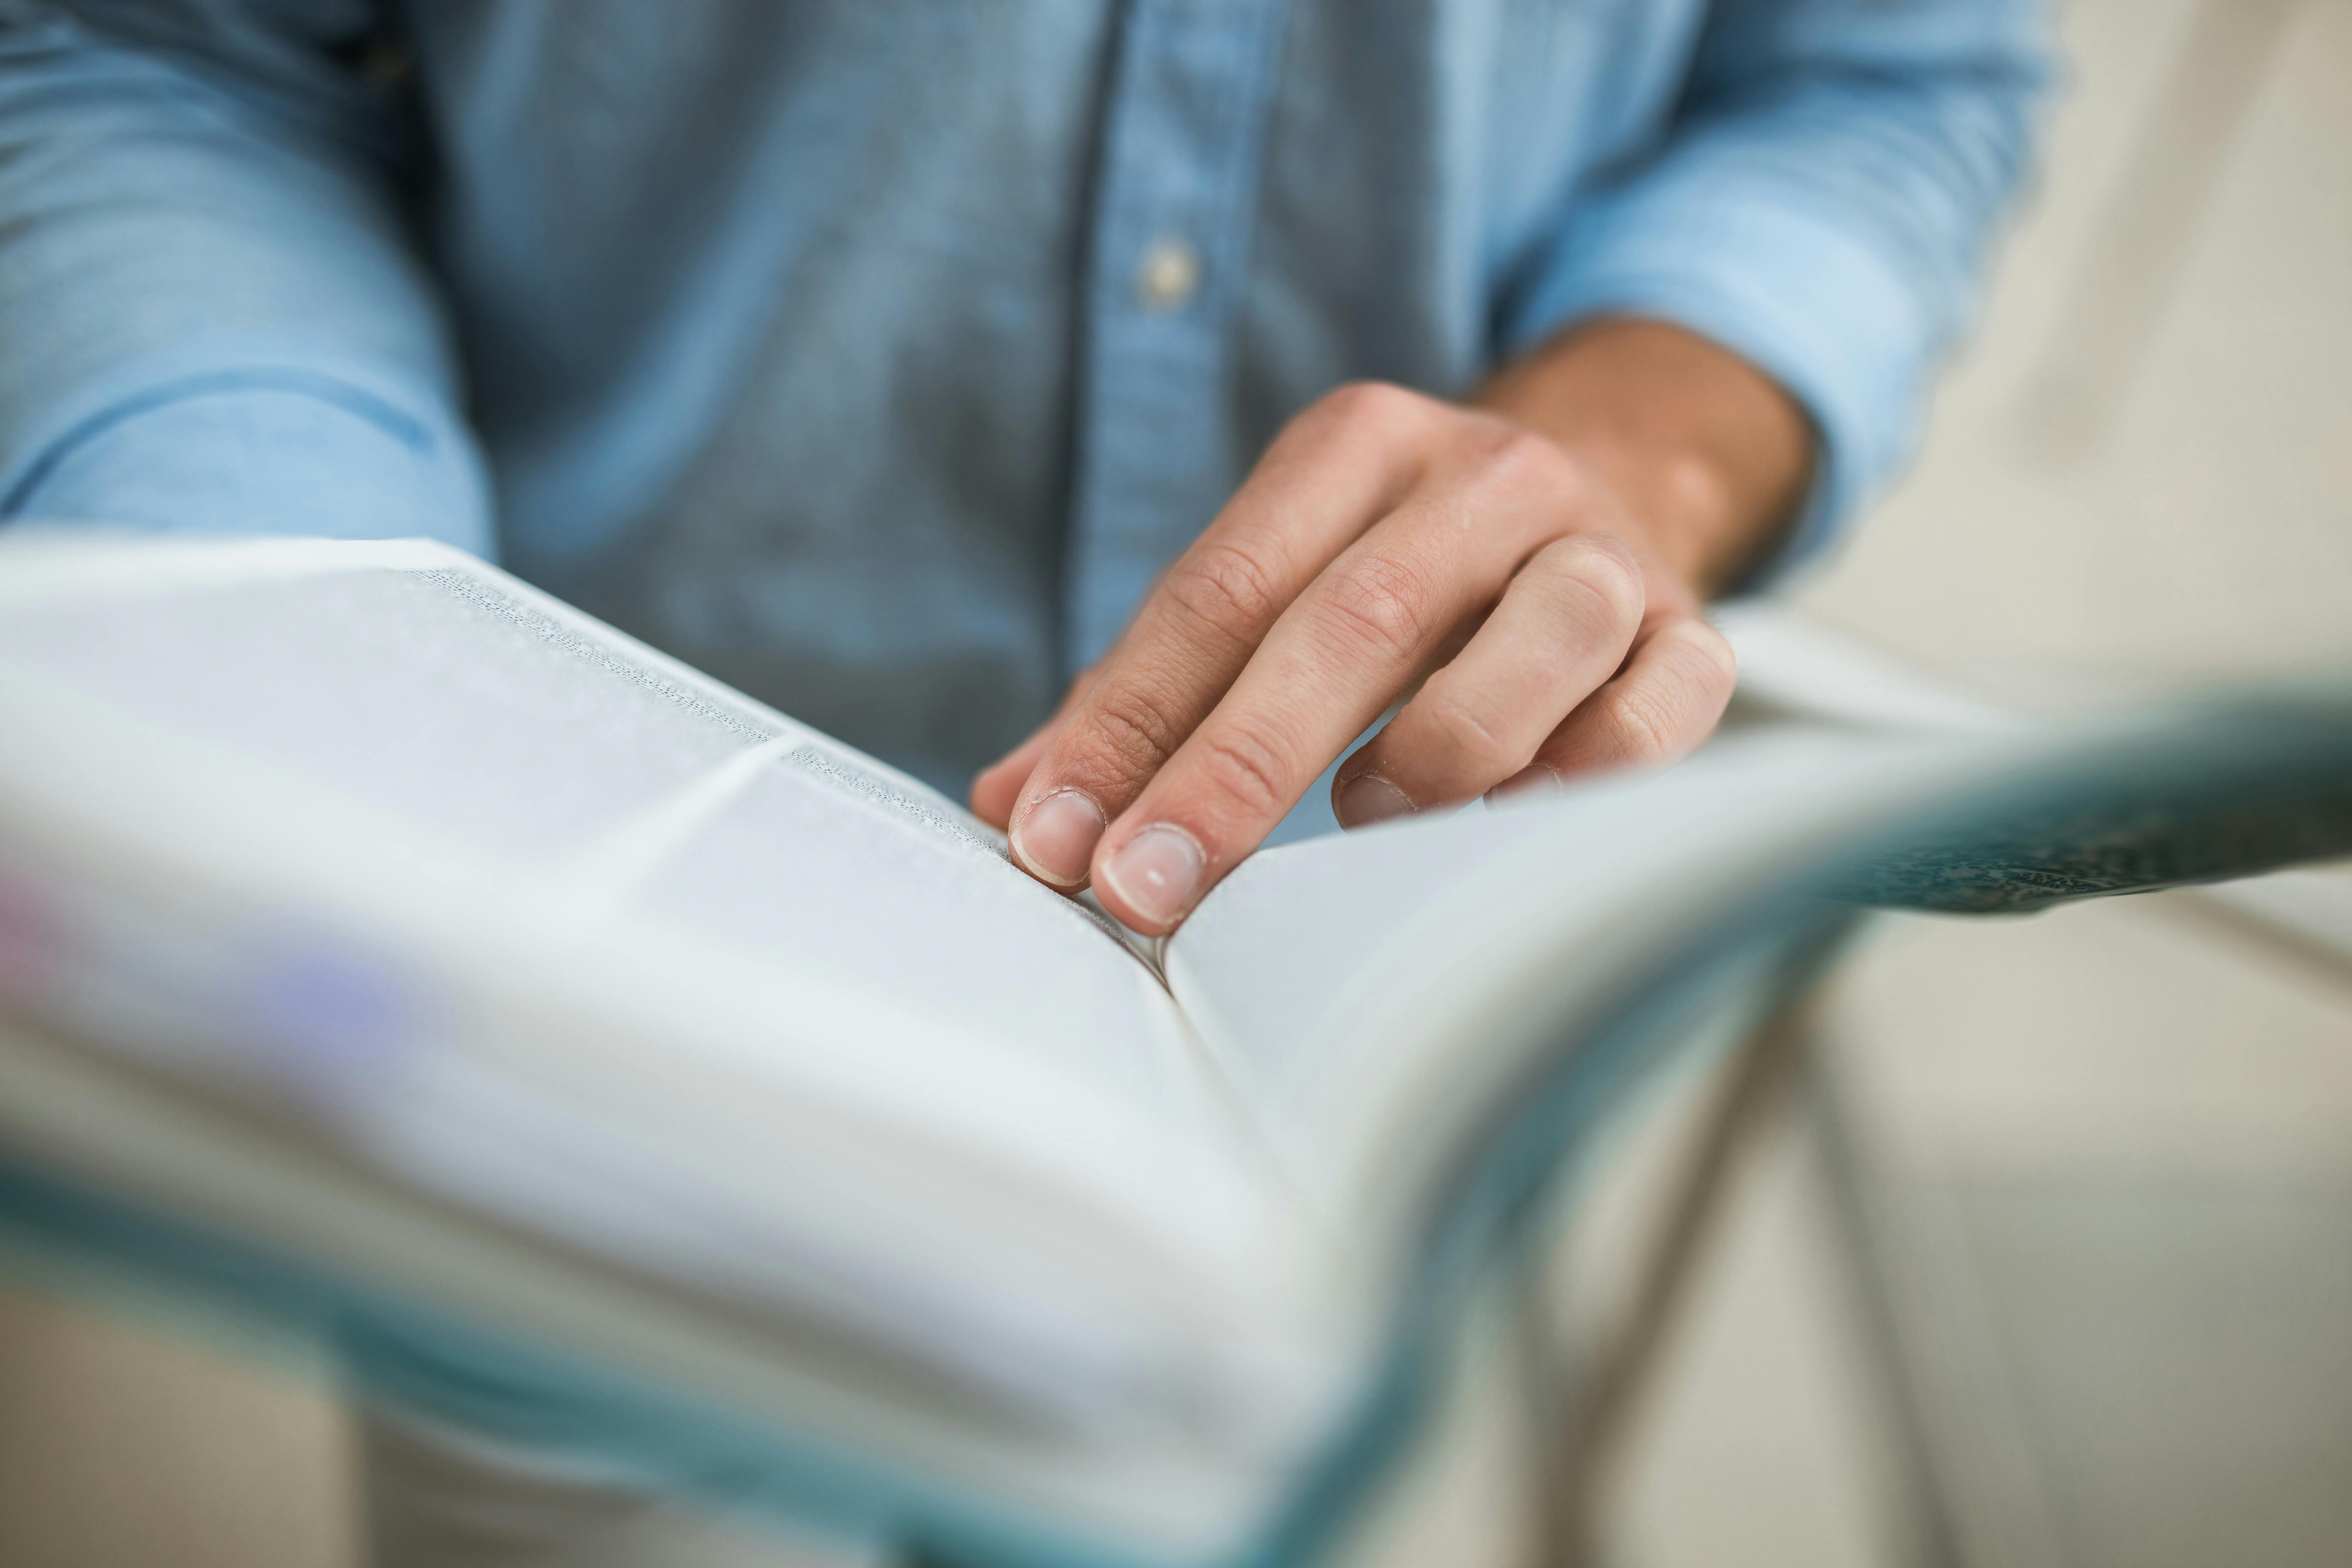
[0,536,1201,1109]
[1169,671,2352,1273]
[0,535,1354,1431]
[0,540,1318,1372]
[1161,728,1957,1235]
[0,537,781,861]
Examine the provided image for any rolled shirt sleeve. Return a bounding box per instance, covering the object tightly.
[1494,0,2052,583]
[0,1,490,551]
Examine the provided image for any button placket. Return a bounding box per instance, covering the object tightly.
[1063,0,1293,670]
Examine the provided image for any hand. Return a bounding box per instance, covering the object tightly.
[972,320,1811,934]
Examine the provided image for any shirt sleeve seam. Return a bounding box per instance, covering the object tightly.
[0,366,439,519]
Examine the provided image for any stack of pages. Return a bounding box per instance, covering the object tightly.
[0,533,2346,1566]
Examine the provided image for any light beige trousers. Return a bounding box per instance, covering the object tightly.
[360,1408,889,1568]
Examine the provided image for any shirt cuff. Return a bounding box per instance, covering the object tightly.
[1,354,493,557]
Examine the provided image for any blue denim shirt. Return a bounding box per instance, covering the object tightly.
[0,0,2048,789]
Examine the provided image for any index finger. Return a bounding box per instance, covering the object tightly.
[1086,430,1598,931]
[1003,384,1444,888]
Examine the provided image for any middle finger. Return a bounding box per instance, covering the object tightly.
[1087,435,1595,930]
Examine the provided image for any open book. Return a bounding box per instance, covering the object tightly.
[1,534,2347,1565]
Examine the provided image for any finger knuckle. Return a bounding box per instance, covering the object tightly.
[1314,379,1436,442]
[1668,621,1740,694]
[1474,427,1589,506]
[1190,721,1295,819]
[1601,683,1678,762]
[1535,534,1645,628]
[1162,537,1286,649]
[1420,689,1523,776]
[1316,552,1434,658]
[1082,678,1189,778]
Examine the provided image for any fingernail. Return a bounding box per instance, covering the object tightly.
[1489,764,1561,800]
[1011,787,1106,886]
[1099,824,1205,928]
[1335,773,1416,829]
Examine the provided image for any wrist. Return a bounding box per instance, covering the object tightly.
[1474,317,1813,596]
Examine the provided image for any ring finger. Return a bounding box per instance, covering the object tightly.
[1328,533,1647,824]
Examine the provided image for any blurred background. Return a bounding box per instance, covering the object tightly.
[1599,0,2352,1563]
[3,0,2348,1563]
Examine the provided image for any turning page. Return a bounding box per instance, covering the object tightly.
[1166,673,2352,1280]
[1161,729,1939,1229]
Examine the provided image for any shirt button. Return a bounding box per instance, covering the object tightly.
[1134,236,1203,311]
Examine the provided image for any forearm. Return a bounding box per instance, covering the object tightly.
[1485,3,2048,589]
[1474,318,1813,597]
